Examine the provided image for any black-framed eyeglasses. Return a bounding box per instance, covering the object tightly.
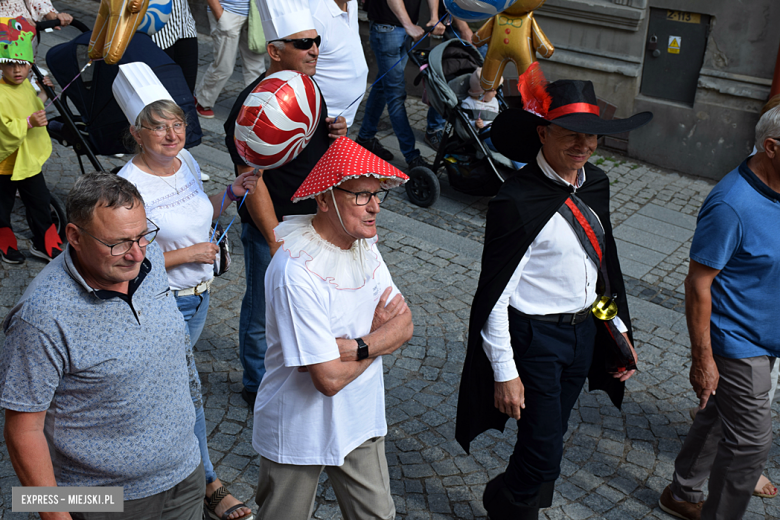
[334,187,389,205]
[77,219,159,256]
[270,35,321,50]
[140,122,187,136]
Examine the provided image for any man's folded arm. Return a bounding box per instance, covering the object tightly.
[308,302,413,397]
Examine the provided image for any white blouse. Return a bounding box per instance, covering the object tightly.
[118,150,214,291]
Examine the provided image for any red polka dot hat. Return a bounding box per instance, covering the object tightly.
[292,137,409,202]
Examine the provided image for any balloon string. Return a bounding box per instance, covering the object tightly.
[448,16,469,47]
[334,12,450,122]
[210,190,247,246]
[44,58,102,110]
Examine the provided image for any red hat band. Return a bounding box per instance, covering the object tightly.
[546,102,600,120]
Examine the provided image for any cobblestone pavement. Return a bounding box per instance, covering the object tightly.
[1,2,780,519]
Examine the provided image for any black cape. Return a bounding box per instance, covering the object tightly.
[455,161,633,454]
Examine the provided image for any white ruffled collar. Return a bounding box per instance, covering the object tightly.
[274,215,381,290]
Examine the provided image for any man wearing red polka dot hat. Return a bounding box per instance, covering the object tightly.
[251,137,412,519]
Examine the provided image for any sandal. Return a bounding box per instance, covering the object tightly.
[754,475,777,499]
[205,485,255,520]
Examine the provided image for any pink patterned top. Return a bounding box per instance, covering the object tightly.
[0,0,57,22]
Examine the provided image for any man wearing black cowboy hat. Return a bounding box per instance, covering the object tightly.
[455,64,652,519]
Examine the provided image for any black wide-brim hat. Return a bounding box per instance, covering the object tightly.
[491,78,653,163]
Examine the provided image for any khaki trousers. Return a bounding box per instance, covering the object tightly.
[671,355,774,520]
[256,437,395,520]
[195,9,266,108]
[71,463,205,520]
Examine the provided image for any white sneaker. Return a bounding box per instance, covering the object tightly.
[30,244,62,262]
[201,173,210,182]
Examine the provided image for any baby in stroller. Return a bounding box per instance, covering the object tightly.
[460,68,524,170]
[404,38,519,206]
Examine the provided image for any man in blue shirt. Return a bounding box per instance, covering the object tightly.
[0,173,203,519]
[659,106,780,520]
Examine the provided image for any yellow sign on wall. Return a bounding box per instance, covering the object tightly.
[668,36,681,54]
[666,10,701,24]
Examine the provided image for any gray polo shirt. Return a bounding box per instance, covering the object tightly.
[0,242,200,500]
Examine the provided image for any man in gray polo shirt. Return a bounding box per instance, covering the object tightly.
[0,173,203,519]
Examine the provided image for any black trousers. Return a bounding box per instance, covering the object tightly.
[0,173,53,251]
[163,37,199,96]
[503,312,597,504]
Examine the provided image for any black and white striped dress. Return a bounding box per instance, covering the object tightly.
[151,0,198,50]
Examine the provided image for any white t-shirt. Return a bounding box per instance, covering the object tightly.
[461,96,500,127]
[118,150,214,291]
[310,0,368,128]
[253,223,399,466]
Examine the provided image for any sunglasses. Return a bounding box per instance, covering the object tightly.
[270,35,321,50]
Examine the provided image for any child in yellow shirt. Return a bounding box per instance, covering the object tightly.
[0,16,61,264]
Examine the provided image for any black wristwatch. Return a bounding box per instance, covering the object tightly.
[356,337,369,360]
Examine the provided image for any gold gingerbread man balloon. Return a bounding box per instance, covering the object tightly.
[88,0,149,65]
[472,0,553,91]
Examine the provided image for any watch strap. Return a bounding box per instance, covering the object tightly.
[356,337,369,360]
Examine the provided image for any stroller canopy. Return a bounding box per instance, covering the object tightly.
[424,40,483,118]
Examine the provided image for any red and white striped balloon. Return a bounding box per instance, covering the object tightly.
[234,71,322,170]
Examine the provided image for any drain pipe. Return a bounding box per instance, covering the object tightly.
[772,38,780,97]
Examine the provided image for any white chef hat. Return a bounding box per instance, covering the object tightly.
[256,0,315,42]
[112,62,174,126]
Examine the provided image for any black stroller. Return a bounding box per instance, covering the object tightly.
[40,23,203,175]
[405,38,516,207]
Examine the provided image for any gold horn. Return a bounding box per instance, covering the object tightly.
[591,295,618,321]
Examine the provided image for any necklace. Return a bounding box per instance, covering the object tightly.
[140,153,180,193]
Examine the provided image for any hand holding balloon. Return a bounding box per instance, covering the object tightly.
[326,116,347,139]
[231,171,258,198]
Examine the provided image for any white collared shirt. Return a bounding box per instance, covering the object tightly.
[310,0,369,127]
[481,150,625,382]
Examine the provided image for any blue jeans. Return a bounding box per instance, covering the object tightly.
[239,223,271,392]
[358,23,421,164]
[426,107,445,136]
[175,291,217,485]
[175,290,210,347]
[194,404,217,484]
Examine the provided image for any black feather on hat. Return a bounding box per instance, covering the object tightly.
[491,63,653,163]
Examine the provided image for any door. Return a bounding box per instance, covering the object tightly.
[640,8,711,106]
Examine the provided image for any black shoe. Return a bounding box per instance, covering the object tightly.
[30,244,61,262]
[424,130,443,151]
[356,136,394,161]
[241,387,257,408]
[407,155,431,170]
[483,473,540,520]
[0,247,25,264]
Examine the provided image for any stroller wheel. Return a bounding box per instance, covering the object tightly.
[49,193,68,242]
[405,166,440,208]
